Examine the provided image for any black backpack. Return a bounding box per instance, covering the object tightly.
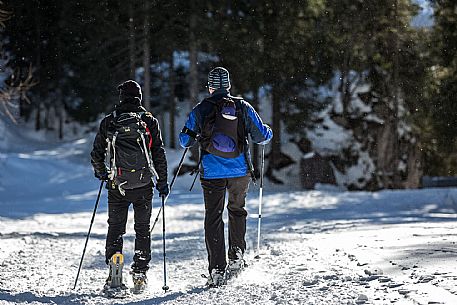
[107,111,157,192]
[200,97,245,158]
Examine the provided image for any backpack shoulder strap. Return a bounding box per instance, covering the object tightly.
[105,112,116,139]
[234,99,257,182]
[234,99,247,134]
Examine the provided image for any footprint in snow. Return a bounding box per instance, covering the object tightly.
[322,274,339,280]
[364,268,383,276]
[387,282,404,288]
[302,278,319,287]
[378,276,392,283]
[398,288,410,295]
[270,249,281,256]
[355,294,368,304]
[417,275,435,283]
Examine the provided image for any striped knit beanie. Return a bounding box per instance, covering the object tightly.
[207,67,231,90]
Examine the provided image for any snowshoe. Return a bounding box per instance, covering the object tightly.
[226,248,246,280]
[103,282,128,298]
[205,269,226,288]
[131,271,147,294]
[102,253,128,298]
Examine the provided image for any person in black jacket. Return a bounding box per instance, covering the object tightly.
[91,80,169,286]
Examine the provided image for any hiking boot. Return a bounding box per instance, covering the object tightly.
[206,269,226,287]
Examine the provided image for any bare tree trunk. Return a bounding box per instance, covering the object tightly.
[188,7,199,163]
[270,85,282,165]
[189,11,198,105]
[377,122,396,188]
[392,0,400,188]
[142,1,151,110]
[376,0,402,189]
[128,3,135,79]
[404,144,421,188]
[58,106,64,139]
[339,51,351,119]
[19,99,28,121]
[34,1,41,131]
[251,90,260,177]
[35,103,41,131]
[263,1,283,181]
[57,3,64,139]
[169,54,176,149]
[158,70,167,145]
[44,106,50,130]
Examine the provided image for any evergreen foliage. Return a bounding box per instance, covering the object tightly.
[3,0,457,187]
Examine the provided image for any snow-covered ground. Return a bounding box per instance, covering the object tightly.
[1,129,457,304]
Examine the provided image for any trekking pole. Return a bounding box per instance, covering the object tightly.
[73,180,104,290]
[150,147,189,233]
[161,194,169,292]
[254,145,266,259]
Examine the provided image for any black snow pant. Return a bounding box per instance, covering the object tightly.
[105,182,153,273]
[201,175,251,273]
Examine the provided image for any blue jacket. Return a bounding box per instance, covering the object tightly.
[179,89,273,179]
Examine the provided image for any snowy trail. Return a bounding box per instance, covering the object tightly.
[1,189,457,304]
[2,137,457,304]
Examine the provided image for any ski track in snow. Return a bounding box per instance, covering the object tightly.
[2,138,457,304]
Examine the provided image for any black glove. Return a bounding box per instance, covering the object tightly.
[156,180,169,197]
[94,170,109,181]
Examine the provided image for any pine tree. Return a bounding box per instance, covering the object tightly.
[319,0,428,189]
[212,0,333,183]
[422,0,457,175]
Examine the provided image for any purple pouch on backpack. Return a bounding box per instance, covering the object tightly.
[212,133,236,152]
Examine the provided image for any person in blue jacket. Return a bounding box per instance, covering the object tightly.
[179,67,272,286]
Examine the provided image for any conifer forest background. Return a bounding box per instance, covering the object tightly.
[2,0,457,190]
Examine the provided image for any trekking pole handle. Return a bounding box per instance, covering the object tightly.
[260,144,265,188]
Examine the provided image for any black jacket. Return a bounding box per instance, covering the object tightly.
[90,100,168,186]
